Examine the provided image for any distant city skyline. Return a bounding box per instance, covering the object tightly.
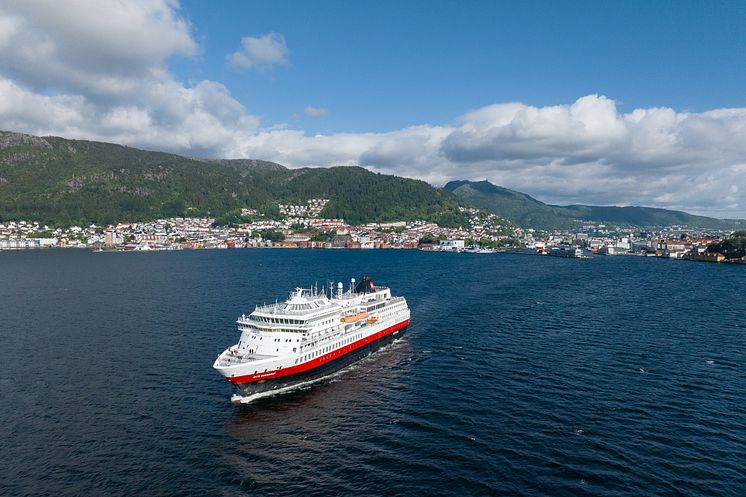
[0,1,745,217]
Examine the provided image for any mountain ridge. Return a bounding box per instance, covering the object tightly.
[0,130,742,230]
[444,180,744,230]
[0,130,468,227]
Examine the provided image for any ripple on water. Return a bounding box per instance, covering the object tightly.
[1,250,746,496]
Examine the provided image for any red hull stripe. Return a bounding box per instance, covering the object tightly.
[229,319,409,384]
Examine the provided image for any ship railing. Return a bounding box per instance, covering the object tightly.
[218,351,273,366]
[237,318,310,329]
[252,303,335,316]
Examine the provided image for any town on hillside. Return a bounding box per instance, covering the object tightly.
[1,198,744,263]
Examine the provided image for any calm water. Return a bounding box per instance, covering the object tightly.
[1,249,745,496]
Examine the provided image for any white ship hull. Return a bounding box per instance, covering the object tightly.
[213,277,410,401]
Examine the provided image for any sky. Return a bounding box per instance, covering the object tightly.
[0,0,745,217]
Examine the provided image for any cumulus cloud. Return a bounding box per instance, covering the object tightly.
[303,105,328,118]
[227,96,746,217]
[227,33,288,71]
[0,0,197,97]
[432,96,746,216]
[0,0,260,155]
[0,2,744,217]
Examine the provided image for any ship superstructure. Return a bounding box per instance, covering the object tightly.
[213,276,410,402]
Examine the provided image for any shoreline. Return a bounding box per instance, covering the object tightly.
[2,244,743,264]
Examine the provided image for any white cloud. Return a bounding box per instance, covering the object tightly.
[227,33,288,71]
[0,0,197,97]
[0,2,744,217]
[226,96,746,217]
[0,14,20,50]
[0,0,260,155]
[303,105,328,118]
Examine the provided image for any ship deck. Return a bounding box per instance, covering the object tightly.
[215,351,276,367]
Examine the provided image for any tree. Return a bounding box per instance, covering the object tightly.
[251,229,285,242]
[707,232,746,258]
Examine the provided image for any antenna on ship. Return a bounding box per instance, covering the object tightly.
[351,277,356,294]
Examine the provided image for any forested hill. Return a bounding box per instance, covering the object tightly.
[445,180,745,230]
[4,129,740,230]
[0,131,468,227]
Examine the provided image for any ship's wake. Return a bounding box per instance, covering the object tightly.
[229,336,408,405]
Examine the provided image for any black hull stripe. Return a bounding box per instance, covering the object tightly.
[235,326,407,396]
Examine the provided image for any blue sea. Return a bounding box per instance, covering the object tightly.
[1,249,745,496]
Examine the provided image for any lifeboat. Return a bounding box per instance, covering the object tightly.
[341,312,368,323]
[367,316,378,324]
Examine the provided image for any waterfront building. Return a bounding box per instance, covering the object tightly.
[439,239,465,251]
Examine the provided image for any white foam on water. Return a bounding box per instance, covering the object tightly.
[231,366,351,404]
[706,360,715,365]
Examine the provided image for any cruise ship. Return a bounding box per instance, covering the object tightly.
[213,276,410,403]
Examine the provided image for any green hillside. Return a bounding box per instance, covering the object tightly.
[0,131,468,227]
[3,129,740,231]
[707,230,746,258]
[445,180,745,230]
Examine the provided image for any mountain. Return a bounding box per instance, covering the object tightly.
[3,129,740,231]
[444,180,745,230]
[0,131,468,227]
[210,158,288,172]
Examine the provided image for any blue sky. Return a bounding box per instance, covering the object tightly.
[177,0,746,133]
[0,0,745,216]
